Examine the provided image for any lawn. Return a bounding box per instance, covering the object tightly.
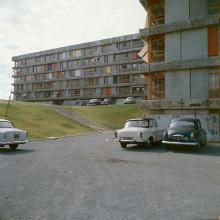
[0,101,93,139]
[67,104,148,129]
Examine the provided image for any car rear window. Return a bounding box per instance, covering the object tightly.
[125,120,149,128]
[170,121,196,129]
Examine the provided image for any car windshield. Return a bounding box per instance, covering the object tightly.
[125,120,149,128]
[169,120,196,129]
[0,121,14,128]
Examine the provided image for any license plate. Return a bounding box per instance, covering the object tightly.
[123,137,133,140]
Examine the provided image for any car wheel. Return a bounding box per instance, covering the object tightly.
[147,137,153,147]
[9,144,18,150]
[120,143,127,148]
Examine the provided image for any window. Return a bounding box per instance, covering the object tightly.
[207,0,220,15]
[148,34,165,63]
[119,75,130,83]
[132,86,145,95]
[118,64,131,72]
[70,89,80,97]
[118,87,130,95]
[148,0,165,26]
[209,68,220,98]
[147,72,165,100]
[113,75,118,84]
[104,66,112,74]
[132,40,144,48]
[84,68,96,76]
[67,80,80,88]
[208,25,219,56]
[104,76,109,84]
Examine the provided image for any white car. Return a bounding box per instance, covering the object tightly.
[0,119,28,150]
[115,117,164,148]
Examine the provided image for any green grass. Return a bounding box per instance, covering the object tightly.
[0,101,93,139]
[67,104,148,129]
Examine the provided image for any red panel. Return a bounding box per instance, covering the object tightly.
[131,52,137,60]
[208,26,218,56]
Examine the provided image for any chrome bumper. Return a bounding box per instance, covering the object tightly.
[115,139,144,143]
[0,140,29,146]
[162,140,199,146]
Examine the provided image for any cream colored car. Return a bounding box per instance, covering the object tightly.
[0,119,28,150]
[115,117,164,148]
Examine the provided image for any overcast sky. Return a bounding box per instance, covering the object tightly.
[0,0,145,100]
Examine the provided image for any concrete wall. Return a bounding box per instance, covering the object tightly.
[191,69,208,99]
[166,69,209,100]
[165,0,189,23]
[165,70,190,100]
[182,28,207,60]
[189,0,207,19]
[165,28,207,62]
[165,32,181,61]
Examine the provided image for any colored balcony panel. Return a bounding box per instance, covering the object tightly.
[208,25,219,56]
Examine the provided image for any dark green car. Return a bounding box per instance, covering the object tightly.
[162,118,207,147]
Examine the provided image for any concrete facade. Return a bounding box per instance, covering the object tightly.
[139,0,220,141]
[12,34,147,105]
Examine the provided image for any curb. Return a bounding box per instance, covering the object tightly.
[29,131,102,142]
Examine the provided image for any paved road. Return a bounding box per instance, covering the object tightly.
[0,132,220,220]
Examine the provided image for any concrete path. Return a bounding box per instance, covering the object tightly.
[49,105,112,132]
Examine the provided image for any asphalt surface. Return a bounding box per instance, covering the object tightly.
[0,132,220,220]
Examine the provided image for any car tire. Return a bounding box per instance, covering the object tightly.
[147,137,153,147]
[9,144,18,150]
[120,143,127,148]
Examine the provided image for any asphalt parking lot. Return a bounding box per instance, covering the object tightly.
[0,131,220,220]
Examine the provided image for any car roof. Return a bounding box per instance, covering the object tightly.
[126,117,155,122]
[0,119,10,122]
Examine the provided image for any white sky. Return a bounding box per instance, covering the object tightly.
[0,0,146,100]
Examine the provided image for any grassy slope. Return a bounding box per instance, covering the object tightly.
[0,101,93,139]
[68,104,148,129]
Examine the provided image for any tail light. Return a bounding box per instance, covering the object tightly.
[190,132,195,140]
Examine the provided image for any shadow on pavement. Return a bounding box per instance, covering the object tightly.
[0,148,35,155]
[124,144,220,157]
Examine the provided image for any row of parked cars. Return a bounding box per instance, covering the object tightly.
[85,97,136,106]
[115,117,207,149]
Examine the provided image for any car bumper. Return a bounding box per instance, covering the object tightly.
[0,140,29,146]
[162,140,199,146]
[115,139,145,144]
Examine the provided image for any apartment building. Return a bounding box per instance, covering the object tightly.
[12,34,146,105]
[138,0,220,141]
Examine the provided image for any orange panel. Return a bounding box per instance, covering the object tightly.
[208,26,218,56]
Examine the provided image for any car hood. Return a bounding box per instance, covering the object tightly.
[167,127,195,136]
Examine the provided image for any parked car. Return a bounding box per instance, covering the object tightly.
[0,119,28,150]
[101,98,113,105]
[123,97,136,104]
[115,117,165,148]
[87,99,102,106]
[78,100,90,106]
[162,118,207,148]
